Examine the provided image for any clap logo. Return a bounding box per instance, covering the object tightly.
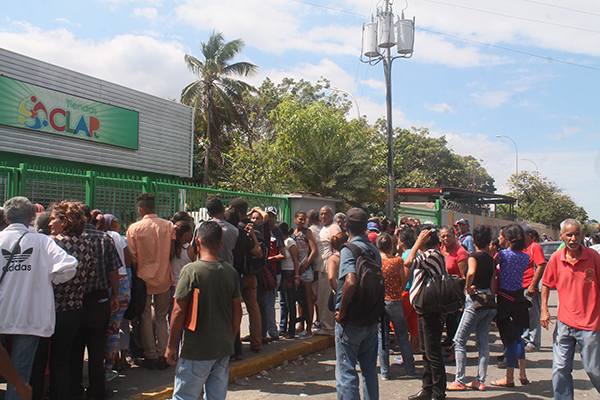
[17,95,100,138]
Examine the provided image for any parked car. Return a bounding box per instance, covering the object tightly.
[540,241,562,262]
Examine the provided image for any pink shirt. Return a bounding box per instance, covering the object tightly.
[542,246,600,331]
[126,214,175,295]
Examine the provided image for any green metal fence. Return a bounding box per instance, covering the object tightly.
[0,164,291,228]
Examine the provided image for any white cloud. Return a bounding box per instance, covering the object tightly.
[133,7,159,20]
[425,102,454,114]
[0,23,190,100]
[546,126,582,141]
[470,91,513,109]
[54,18,81,28]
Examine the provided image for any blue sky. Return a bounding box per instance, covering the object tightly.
[2,0,599,220]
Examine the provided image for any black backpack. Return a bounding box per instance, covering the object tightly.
[343,242,386,326]
[232,223,268,276]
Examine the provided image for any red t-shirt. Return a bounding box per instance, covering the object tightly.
[382,256,404,301]
[442,244,469,276]
[542,246,600,331]
[522,242,547,289]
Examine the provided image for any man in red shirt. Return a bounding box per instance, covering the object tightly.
[541,219,600,400]
[521,226,546,352]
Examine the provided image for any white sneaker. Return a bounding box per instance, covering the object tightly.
[313,328,334,336]
[299,330,313,339]
[105,370,119,382]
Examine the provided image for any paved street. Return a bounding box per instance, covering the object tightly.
[1,290,599,399]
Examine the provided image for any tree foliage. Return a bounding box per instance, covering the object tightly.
[268,98,384,207]
[375,123,496,192]
[507,171,588,229]
[181,30,258,186]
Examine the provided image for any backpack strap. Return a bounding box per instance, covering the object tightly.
[342,242,375,260]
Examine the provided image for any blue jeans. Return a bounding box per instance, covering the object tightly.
[335,322,379,400]
[0,334,40,400]
[453,294,497,385]
[552,320,600,400]
[522,290,542,350]
[378,300,415,377]
[262,288,279,339]
[172,356,230,400]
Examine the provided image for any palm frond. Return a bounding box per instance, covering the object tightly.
[184,54,205,77]
[223,61,259,78]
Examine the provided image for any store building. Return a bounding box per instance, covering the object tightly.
[0,47,194,181]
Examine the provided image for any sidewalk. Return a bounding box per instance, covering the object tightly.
[118,335,334,400]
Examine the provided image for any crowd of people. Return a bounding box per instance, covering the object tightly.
[0,194,599,400]
[334,214,600,400]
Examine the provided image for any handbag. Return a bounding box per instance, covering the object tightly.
[412,270,466,315]
[471,293,497,309]
[327,290,337,312]
[262,263,277,291]
[0,232,28,286]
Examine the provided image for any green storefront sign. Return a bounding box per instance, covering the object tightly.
[0,75,139,150]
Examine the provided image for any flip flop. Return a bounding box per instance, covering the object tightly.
[520,377,530,385]
[490,380,515,388]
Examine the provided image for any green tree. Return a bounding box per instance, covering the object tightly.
[269,98,384,207]
[376,124,496,192]
[181,30,258,186]
[507,171,588,229]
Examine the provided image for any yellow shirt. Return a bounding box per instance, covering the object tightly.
[127,214,175,295]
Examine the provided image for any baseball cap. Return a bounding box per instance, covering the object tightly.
[522,225,537,234]
[346,208,367,227]
[265,206,277,216]
[367,221,379,232]
[455,218,469,226]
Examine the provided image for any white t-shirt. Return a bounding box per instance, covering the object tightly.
[309,224,323,272]
[316,223,340,272]
[0,224,77,337]
[171,243,193,286]
[107,230,128,276]
[281,237,296,271]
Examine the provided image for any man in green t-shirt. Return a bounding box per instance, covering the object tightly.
[166,221,242,400]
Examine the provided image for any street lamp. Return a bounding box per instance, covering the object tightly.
[323,83,361,119]
[361,0,415,220]
[520,158,538,173]
[496,135,518,176]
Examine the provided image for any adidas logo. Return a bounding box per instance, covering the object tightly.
[2,243,33,272]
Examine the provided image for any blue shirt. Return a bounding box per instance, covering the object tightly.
[497,249,530,291]
[459,232,475,253]
[335,235,382,310]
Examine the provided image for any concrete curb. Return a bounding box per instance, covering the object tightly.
[125,335,334,400]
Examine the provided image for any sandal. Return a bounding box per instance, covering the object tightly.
[490,379,515,388]
[465,381,485,391]
[447,381,466,391]
[519,377,530,385]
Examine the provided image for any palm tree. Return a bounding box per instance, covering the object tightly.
[181,30,258,186]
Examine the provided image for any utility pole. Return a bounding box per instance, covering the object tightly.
[361,0,415,220]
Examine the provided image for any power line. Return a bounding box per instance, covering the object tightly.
[290,0,367,17]
[419,27,600,72]
[522,0,600,18]
[422,0,600,35]
[290,0,600,73]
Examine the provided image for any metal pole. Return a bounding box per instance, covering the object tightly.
[521,158,538,173]
[496,135,518,176]
[384,48,394,219]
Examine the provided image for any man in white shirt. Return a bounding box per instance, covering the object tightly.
[315,206,340,335]
[0,196,77,400]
